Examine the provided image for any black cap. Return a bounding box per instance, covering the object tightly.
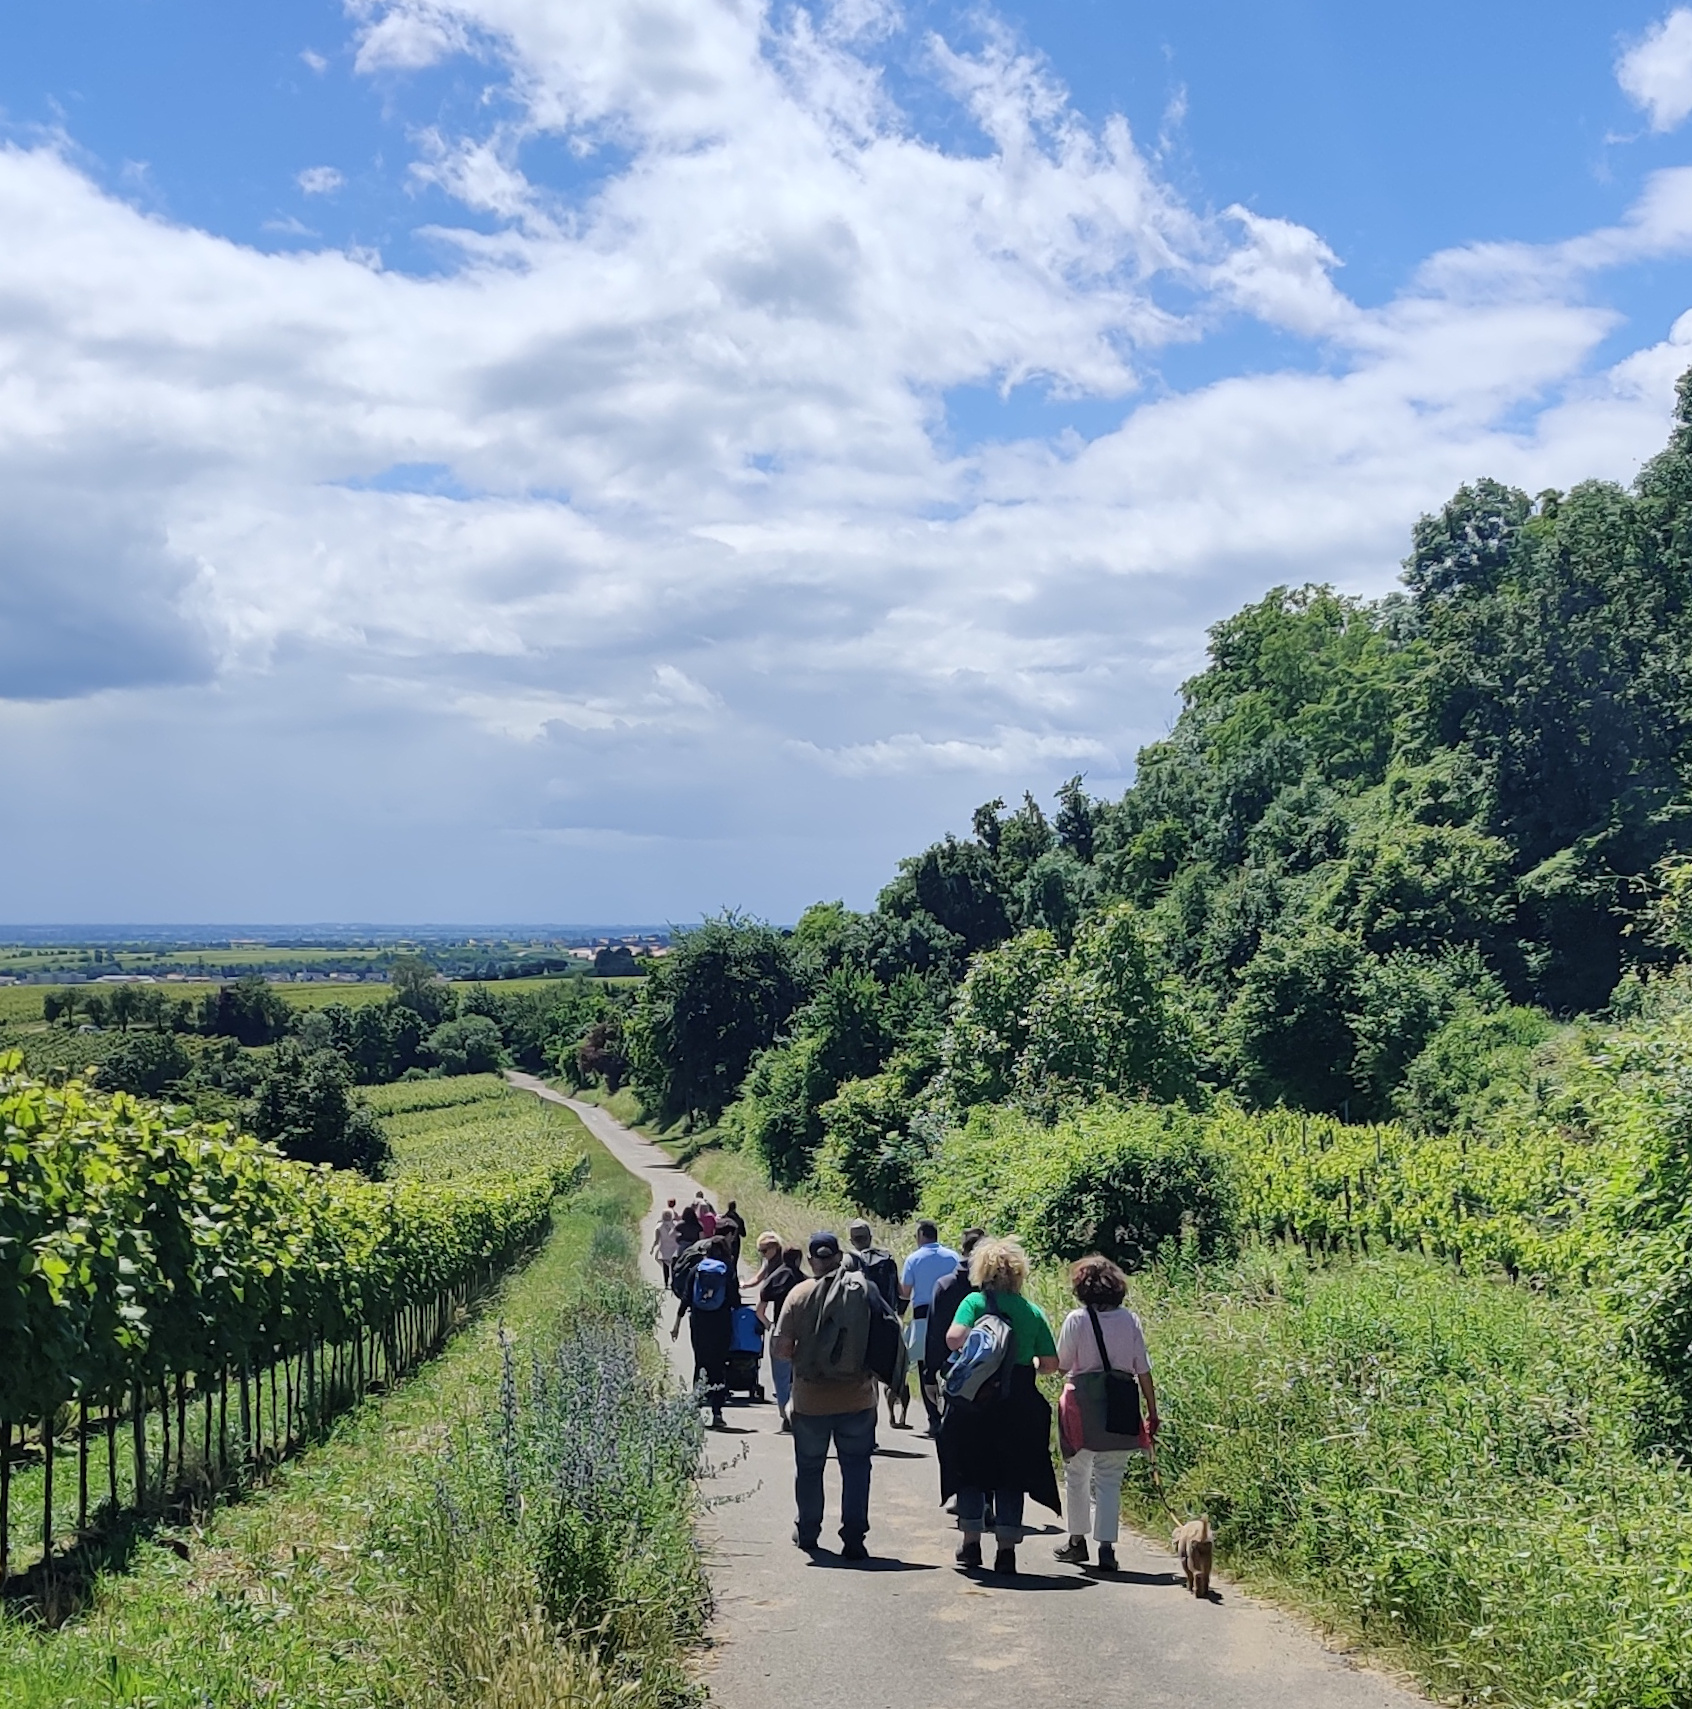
[808,1231,842,1260]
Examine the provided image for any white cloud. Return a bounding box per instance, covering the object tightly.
[296,165,344,195]
[0,1,1688,919]
[1619,8,1692,132]
[300,48,329,74]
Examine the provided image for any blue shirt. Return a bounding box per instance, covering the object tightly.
[901,1243,961,1311]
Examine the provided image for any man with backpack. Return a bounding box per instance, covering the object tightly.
[847,1219,911,1429]
[670,1234,740,1430]
[771,1230,906,1559]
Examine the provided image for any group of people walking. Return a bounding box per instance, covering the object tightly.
[655,1199,1160,1575]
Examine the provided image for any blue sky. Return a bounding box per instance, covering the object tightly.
[1,0,1691,922]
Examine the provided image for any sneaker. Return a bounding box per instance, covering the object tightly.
[955,1539,982,1569]
[840,1539,869,1561]
[1097,1544,1118,1573]
[992,1547,1017,1576]
[1053,1537,1089,1565]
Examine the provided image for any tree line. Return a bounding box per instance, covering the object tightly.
[610,371,1692,1215]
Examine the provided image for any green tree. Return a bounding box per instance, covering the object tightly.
[246,1043,390,1175]
[878,835,1011,954]
[100,1030,191,1097]
[390,952,456,1024]
[941,929,1063,1109]
[627,912,804,1124]
[201,975,293,1046]
[426,1014,507,1076]
[1015,904,1194,1111]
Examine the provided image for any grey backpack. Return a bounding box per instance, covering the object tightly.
[794,1266,874,1381]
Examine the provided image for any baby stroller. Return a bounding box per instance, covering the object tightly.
[725,1305,768,1402]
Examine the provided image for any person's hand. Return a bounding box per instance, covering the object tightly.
[670,1323,680,1341]
[1146,1409,1161,1436]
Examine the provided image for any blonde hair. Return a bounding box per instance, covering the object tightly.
[756,1231,782,1255]
[969,1237,1030,1295]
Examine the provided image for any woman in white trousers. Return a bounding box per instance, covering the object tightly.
[1052,1254,1159,1574]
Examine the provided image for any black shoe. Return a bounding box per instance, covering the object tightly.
[1096,1544,1118,1573]
[955,1539,982,1569]
[1053,1537,1089,1564]
[840,1539,869,1561]
[793,1529,821,1552]
[992,1547,1017,1576]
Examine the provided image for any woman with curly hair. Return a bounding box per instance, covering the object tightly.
[938,1236,1060,1576]
[1052,1253,1159,1573]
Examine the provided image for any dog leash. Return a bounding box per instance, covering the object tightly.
[1143,1438,1185,1523]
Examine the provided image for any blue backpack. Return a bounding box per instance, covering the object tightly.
[691,1257,730,1313]
[942,1291,1016,1405]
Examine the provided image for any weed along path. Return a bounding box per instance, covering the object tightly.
[507,1075,1427,1709]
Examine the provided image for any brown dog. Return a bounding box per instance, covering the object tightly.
[1172,1517,1213,1597]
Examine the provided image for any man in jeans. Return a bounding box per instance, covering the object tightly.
[771,1231,877,1560]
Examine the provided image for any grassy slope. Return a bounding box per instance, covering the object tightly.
[0,1087,645,1709]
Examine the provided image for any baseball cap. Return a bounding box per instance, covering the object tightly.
[847,1219,873,1244]
[808,1231,842,1260]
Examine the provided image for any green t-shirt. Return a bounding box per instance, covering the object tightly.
[953,1290,1056,1366]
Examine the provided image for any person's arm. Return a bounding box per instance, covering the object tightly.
[1139,1370,1159,1434]
[945,1293,979,1352]
[670,1297,687,1340]
[1033,1307,1060,1375]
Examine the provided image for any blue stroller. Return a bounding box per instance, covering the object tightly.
[725,1305,768,1402]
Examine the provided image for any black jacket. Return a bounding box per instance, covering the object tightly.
[925,1262,972,1372]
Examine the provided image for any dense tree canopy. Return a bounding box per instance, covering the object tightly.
[626,373,1692,1166]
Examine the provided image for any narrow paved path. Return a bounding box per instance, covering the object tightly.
[511,1074,1427,1709]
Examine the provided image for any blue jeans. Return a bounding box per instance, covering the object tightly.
[790,1407,876,1546]
[956,1485,1024,1545]
[770,1354,793,1411]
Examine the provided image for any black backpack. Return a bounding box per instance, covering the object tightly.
[856,1246,901,1316]
[670,1240,710,1303]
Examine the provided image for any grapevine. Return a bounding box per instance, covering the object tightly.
[0,1052,584,1576]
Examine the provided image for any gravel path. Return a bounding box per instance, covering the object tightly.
[509,1074,1430,1709]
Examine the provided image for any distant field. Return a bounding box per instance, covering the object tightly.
[0,972,614,1027]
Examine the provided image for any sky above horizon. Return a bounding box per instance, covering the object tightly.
[4,1,1692,925]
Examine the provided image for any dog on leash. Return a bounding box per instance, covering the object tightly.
[1172,1517,1213,1597]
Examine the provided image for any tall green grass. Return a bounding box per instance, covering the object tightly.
[1036,1251,1692,1709]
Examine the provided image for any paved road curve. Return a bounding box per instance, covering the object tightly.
[509,1074,1428,1709]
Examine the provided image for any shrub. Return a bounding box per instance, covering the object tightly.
[247,1042,391,1175]
[812,1054,933,1219]
[921,1101,1237,1269]
[428,1014,508,1077]
[98,1029,191,1097]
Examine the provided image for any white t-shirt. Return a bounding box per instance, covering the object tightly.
[654,1216,682,1260]
[1057,1306,1150,1377]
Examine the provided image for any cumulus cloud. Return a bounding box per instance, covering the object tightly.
[296,165,344,195]
[0,0,1688,917]
[1619,8,1692,132]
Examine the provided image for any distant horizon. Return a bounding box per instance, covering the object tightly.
[0,924,683,944]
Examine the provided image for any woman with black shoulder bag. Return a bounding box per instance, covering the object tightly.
[1053,1253,1159,1573]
